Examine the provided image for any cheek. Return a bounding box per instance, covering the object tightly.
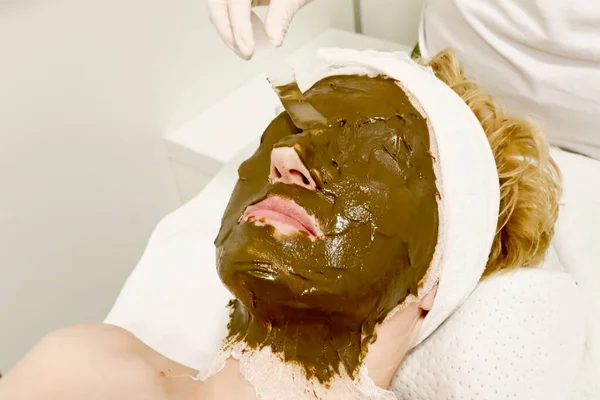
[237,148,271,182]
[370,186,413,239]
[328,176,411,240]
[323,226,373,273]
[324,230,410,318]
[322,227,403,287]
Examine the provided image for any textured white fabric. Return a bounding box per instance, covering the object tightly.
[392,262,586,400]
[419,0,600,161]
[549,148,600,400]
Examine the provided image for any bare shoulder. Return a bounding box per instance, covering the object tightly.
[39,323,154,358]
[29,323,155,373]
[41,322,141,350]
[0,323,193,400]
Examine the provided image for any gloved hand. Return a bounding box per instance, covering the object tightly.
[208,0,313,60]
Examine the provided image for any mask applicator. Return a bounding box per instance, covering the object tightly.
[267,68,330,130]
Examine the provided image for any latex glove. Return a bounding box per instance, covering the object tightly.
[208,0,313,60]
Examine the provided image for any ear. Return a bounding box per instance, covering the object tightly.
[418,285,438,312]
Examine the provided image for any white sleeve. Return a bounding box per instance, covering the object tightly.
[419,0,600,161]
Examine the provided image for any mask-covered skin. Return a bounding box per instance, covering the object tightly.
[215,75,438,383]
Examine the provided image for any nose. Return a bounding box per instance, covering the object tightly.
[269,146,317,190]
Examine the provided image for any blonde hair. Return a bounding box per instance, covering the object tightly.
[421,49,561,277]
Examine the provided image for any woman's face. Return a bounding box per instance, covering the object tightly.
[215,75,438,326]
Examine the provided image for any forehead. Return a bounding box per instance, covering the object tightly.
[258,74,432,167]
[304,75,421,123]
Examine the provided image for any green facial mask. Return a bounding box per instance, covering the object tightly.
[215,75,438,383]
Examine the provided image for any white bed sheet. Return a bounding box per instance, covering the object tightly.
[105,144,600,397]
[548,148,600,399]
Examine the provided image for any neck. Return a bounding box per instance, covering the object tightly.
[225,299,374,384]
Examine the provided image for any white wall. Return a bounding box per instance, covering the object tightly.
[0,0,353,372]
[361,0,424,47]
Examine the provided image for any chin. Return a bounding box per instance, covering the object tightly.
[223,270,372,327]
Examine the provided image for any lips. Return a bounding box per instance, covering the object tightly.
[243,196,323,239]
